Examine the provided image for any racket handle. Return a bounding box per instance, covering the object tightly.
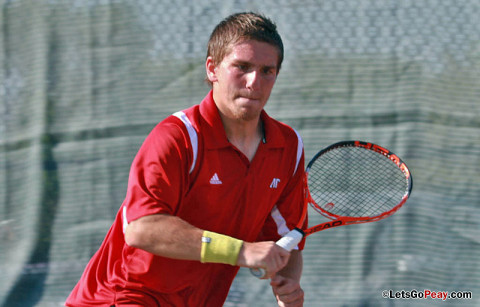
[250,267,266,278]
[276,228,304,251]
[249,228,305,278]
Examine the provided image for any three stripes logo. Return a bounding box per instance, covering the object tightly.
[209,173,223,185]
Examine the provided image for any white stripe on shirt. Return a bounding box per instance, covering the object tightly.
[173,111,198,174]
[270,205,299,250]
[293,128,303,176]
[270,128,303,249]
[122,206,128,234]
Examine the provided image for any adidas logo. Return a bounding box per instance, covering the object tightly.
[209,173,223,185]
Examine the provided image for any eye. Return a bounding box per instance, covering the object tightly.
[262,67,276,76]
[236,63,249,71]
[263,68,273,74]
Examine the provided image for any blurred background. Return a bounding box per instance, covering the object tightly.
[0,1,479,306]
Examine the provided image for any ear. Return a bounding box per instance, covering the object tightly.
[205,56,218,83]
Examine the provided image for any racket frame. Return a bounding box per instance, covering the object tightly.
[303,140,413,235]
[251,140,413,278]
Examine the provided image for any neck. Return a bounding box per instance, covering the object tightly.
[220,115,263,162]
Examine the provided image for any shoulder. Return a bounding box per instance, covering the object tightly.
[263,114,304,175]
[148,105,201,143]
[264,114,303,150]
[276,119,302,144]
[149,105,201,173]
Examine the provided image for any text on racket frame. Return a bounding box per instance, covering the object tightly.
[309,220,343,233]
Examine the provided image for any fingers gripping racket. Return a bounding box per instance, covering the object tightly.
[251,140,413,278]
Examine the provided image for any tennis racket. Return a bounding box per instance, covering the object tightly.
[251,140,413,278]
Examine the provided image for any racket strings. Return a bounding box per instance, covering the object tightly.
[308,146,409,218]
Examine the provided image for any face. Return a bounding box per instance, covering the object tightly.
[206,40,280,122]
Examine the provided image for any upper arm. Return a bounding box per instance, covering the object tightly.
[124,213,204,261]
[122,120,192,227]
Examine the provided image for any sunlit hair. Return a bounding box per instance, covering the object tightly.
[205,12,284,86]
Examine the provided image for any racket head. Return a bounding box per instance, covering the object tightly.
[305,140,413,225]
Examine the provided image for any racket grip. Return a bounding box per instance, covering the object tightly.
[249,228,305,278]
[276,228,304,252]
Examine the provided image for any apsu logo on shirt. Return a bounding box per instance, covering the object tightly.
[269,178,281,189]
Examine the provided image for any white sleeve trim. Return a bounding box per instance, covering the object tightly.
[269,129,303,250]
[122,205,128,234]
[173,111,198,174]
[271,205,299,250]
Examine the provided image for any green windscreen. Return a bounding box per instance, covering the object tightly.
[1,1,479,306]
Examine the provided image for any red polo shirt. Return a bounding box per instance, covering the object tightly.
[66,91,306,306]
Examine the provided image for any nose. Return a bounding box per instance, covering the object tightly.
[245,70,260,90]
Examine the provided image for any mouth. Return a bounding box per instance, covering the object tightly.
[237,94,261,102]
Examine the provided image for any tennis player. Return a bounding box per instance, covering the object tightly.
[66,12,306,307]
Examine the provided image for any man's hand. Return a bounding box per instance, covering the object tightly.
[236,241,291,279]
[271,274,304,307]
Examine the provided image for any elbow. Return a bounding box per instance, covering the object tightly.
[123,214,168,253]
[124,222,144,248]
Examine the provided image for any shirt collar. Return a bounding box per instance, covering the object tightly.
[199,90,285,149]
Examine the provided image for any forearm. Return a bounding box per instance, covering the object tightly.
[125,214,243,265]
[270,250,304,306]
[277,250,303,282]
[124,213,294,274]
[125,214,204,261]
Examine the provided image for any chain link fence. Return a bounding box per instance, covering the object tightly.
[1,1,479,306]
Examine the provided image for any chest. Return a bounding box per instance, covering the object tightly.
[178,145,293,239]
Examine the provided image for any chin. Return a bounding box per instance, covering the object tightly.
[237,108,262,122]
[229,96,266,121]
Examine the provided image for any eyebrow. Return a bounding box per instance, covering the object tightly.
[233,59,278,71]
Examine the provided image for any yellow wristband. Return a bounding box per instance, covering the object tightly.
[200,231,243,266]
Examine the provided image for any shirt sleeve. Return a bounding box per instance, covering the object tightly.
[122,118,192,224]
[257,145,308,250]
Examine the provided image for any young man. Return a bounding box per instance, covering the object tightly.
[66,12,306,307]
